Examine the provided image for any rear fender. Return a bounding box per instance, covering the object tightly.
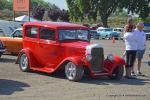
[104,55,125,74]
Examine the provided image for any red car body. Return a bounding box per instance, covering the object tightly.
[17,22,125,81]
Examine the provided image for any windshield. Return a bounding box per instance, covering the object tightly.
[105,28,112,31]
[58,29,90,41]
[114,29,123,32]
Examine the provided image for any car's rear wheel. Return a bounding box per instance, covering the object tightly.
[109,66,124,80]
[19,53,30,72]
[65,62,84,81]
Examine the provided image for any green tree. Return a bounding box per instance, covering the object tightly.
[32,5,45,21]
[66,0,84,22]
[59,9,70,22]
[48,8,60,21]
[66,0,150,27]
[96,0,121,27]
[31,0,51,21]
[0,0,8,10]
[67,0,121,27]
[31,0,50,10]
[119,0,150,21]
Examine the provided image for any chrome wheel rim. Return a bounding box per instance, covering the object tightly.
[20,54,28,70]
[65,62,76,80]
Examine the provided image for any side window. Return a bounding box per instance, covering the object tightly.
[13,30,22,37]
[0,29,4,36]
[40,28,55,40]
[26,27,38,38]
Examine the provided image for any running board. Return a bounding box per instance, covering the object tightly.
[31,67,55,73]
[92,71,109,76]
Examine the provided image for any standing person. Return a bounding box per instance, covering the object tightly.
[123,24,138,79]
[134,22,146,76]
[122,18,135,58]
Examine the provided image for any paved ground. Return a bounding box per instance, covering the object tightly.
[0,40,150,100]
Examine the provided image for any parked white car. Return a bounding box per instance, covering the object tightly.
[113,28,124,39]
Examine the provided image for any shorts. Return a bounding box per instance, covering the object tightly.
[136,49,145,60]
[126,50,137,67]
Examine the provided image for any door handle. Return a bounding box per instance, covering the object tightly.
[38,42,44,48]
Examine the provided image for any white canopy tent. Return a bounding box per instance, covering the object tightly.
[14,15,38,22]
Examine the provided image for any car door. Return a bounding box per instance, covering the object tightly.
[0,29,22,54]
[98,29,105,38]
[24,26,39,56]
[37,27,60,69]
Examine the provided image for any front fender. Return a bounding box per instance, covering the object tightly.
[104,55,125,74]
[60,56,85,67]
[113,55,126,66]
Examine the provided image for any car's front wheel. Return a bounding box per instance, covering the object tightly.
[109,66,124,80]
[19,53,30,72]
[65,62,84,81]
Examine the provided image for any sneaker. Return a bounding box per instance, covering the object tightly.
[131,72,137,76]
[137,72,145,76]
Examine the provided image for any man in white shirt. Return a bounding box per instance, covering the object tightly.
[134,22,146,76]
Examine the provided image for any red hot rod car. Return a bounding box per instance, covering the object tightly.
[17,22,125,81]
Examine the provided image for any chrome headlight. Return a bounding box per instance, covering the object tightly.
[107,54,114,61]
[86,54,92,61]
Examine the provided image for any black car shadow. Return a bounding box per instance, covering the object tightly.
[28,70,150,86]
[29,70,66,79]
[79,76,150,85]
[0,79,30,95]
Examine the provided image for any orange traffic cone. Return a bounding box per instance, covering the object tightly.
[112,37,115,43]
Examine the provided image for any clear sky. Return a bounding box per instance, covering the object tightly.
[44,0,68,9]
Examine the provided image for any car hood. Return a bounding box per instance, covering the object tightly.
[60,41,102,56]
[60,41,89,56]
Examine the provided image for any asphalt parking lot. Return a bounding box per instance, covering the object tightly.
[0,40,150,100]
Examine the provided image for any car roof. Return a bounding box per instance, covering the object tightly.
[23,21,88,29]
[97,27,104,29]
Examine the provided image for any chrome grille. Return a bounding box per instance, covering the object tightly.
[90,47,104,71]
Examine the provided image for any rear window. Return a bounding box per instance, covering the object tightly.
[26,27,38,38]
